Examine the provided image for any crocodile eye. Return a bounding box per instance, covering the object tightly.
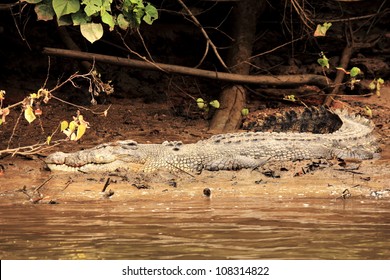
[120,140,138,149]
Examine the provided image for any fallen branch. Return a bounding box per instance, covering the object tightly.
[43,47,329,88]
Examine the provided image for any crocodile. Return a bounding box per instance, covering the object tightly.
[45,108,380,173]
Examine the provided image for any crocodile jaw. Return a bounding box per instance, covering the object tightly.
[46,161,143,173]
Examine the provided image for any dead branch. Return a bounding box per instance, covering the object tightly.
[1,141,63,157]
[43,47,329,88]
[1,67,110,157]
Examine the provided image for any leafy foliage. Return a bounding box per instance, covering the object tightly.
[196,98,220,113]
[22,0,158,43]
[369,78,384,96]
[61,111,90,141]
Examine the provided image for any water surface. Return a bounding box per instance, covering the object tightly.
[1,196,389,259]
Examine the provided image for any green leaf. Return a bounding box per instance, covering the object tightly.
[369,81,376,90]
[349,67,361,77]
[80,23,104,43]
[117,13,130,30]
[57,15,73,26]
[101,0,113,11]
[209,100,220,109]
[22,0,43,3]
[133,7,144,26]
[101,10,115,30]
[143,3,158,25]
[196,98,205,109]
[71,10,90,25]
[34,1,55,21]
[82,0,101,16]
[317,53,329,68]
[377,78,384,84]
[53,0,80,18]
[241,108,249,116]
[314,22,332,37]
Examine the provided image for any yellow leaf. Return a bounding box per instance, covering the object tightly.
[376,88,381,97]
[60,121,69,132]
[69,121,77,132]
[283,95,296,102]
[46,136,52,145]
[24,106,36,123]
[365,106,372,118]
[76,123,87,140]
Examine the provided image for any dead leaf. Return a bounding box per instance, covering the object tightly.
[0,107,10,124]
[24,106,36,123]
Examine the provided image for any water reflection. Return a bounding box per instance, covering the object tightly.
[1,197,389,259]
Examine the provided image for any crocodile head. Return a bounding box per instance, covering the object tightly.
[45,140,145,172]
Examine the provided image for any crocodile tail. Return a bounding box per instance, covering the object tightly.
[243,106,343,134]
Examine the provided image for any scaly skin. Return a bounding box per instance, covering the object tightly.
[45,109,379,173]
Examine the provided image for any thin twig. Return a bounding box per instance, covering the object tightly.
[176,0,229,71]
[8,1,31,50]
[42,56,51,90]
[117,31,167,73]
[313,9,390,23]
[247,36,304,61]
[195,41,210,69]
[101,177,111,192]
[50,95,111,115]
[34,175,53,192]
[7,110,23,150]
[136,29,155,63]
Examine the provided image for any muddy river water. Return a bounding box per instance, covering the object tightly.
[1,159,390,259]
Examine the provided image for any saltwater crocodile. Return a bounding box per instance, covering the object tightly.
[45,108,379,173]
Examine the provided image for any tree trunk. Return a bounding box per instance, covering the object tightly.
[209,0,266,132]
